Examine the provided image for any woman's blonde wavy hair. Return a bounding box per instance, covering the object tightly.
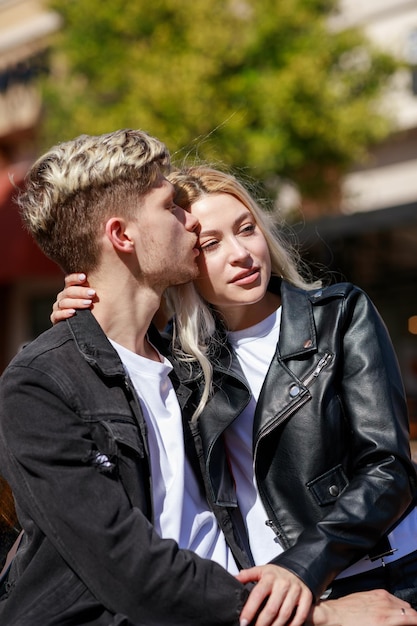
[166,165,321,421]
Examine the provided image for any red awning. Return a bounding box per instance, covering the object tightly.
[0,163,62,284]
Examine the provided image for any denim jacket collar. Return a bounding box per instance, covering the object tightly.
[66,309,166,376]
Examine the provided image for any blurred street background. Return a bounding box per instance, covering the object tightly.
[411,440,417,464]
[1,0,417,550]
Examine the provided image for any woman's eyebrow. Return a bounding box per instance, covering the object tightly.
[199,212,252,238]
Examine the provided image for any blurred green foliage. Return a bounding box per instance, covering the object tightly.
[41,0,399,202]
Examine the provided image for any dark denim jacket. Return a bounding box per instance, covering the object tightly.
[0,310,248,626]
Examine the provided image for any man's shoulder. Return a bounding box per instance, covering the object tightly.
[7,322,74,369]
[0,323,82,401]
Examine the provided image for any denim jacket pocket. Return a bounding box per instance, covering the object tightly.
[87,419,145,476]
[102,420,144,457]
[99,419,150,511]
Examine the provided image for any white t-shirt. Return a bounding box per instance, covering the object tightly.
[225,307,284,565]
[109,338,239,574]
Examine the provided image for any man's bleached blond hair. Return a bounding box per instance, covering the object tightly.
[17,128,170,273]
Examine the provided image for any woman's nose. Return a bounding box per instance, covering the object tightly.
[229,239,250,263]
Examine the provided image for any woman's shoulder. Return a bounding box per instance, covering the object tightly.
[282,280,375,315]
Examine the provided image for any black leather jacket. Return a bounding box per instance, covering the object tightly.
[0,310,249,626]
[182,279,417,600]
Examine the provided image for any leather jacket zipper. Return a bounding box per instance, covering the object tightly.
[302,352,333,387]
[255,390,309,447]
[255,352,333,449]
[255,352,333,548]
[264,518,288,547]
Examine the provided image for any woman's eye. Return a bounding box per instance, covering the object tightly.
[200,240,218,252]
[240,223,255,235]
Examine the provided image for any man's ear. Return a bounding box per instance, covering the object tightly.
[105,217,135,253]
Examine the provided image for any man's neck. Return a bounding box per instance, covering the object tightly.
[88,277,162,360]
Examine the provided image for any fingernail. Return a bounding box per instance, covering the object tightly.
[82,300,93,305]
[87,289,96,296]
[78,273,86,281]
[240,620,249,626]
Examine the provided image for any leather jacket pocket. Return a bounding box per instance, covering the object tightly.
[307,464,349,506]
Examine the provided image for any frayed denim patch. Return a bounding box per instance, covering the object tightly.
[85,449,116,474]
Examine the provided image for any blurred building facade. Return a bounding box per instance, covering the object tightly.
[330,0,417,213]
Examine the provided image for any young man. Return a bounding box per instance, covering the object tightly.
[0,129,416,626]
[0,129,249,626]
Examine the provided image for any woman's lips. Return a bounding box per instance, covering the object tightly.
[230,268,260,285]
